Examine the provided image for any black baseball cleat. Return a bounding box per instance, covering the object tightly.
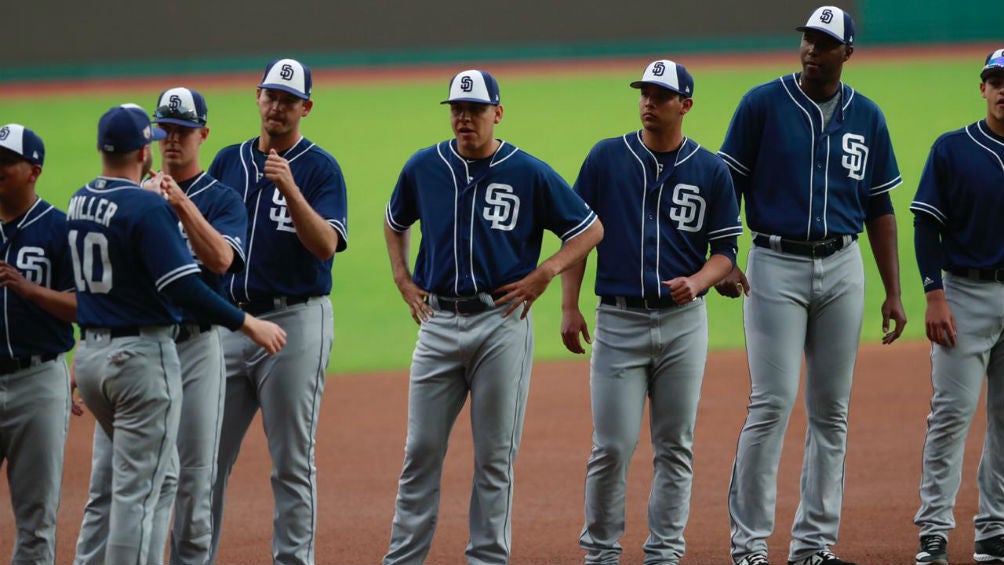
[975,535,1004,563]
[787,549,856,565]
[736,554,770,565]
[915,534,948,565]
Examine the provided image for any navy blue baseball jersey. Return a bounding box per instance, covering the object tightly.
[208,136,348,303]
[574,132,742,298]
[911,120,1004,271]
[385,139,598,296]
[174,172,247,322]
[67,177,201,328]
[718,74,901,239]
[0,198,74,357]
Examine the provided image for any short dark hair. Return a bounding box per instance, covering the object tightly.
[0,146,27,166]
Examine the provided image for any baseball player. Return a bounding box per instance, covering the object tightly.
[714,7,907,565]
[0,124,75,565]
[382,69,603,565]
[560,60,742,565]
[71,88,249,565]
[206,58,348,565]
[69,104,285,565]
[910,49,1004,565]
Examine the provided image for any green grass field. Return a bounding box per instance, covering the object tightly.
[3,55,987,373]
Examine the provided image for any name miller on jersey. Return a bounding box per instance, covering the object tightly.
[67,195,119,227]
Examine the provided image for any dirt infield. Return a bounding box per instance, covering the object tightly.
[0,339,991,564]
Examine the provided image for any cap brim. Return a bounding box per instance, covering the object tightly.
[150,127,167,141]
[981,67,1004,80]
[629,80,690,97]
[152,118,204,128]
[795,25,848,44]
[259,83,310,100]
[440,97,498,105]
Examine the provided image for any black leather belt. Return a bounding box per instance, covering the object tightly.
[239,296,313,316]
[601,296,680,310]
[950,268,1004,283]
[81,327,142,340]
[0,353,59,375]
[175,323,214,343]
[432,295,494,315]
[752,234,856,259]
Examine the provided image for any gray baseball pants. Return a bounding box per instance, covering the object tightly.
[579,299,708,565]
[728,243,864,563]
[209,297,333,565]
[383,306,533,565]
[915,273,1004,541]
[0,356,70,565]
[74,327,182,565]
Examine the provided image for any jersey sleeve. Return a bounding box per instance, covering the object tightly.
[304,156,349,253]
[718,91,762,200]
[705,160,743,265]
[867,110,903,195]
[571,144,602,208]
[909,140,949,227]
[385,160,420,232]
[137,199,202,291]
[210,186,249,273]
[51,218,76,292]
[539,166,597,242]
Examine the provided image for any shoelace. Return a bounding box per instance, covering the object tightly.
[922,536,946,553]
[748,555,769,565]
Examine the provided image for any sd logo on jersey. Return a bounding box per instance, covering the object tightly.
[16,247,51,287]
[669,184,706,233]
[483,183,520,231]
[841,133,869,181]
[269,190,297,233]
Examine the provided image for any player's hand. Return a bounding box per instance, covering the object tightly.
[663,276,702,305]
[395,278,433,324]
[0,261,34,298]
[495,268,553,319]
[924,290,956,347]
[560,308,591,354]
[159,175,188,208]
[241,315,287,355]
[713,265,749,298]
[69,360,84,417]
[880,294,907,345]
[265,150,297,194]
[141,171,167,194]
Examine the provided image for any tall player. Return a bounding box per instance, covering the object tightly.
[911,49,1004,565]
[0,124,75,565]
[714,7,907,565]
[382,69,602,565]
[561,60,741,565]
[72,88,249,565]
[207,58,348,565]
[70,104,285,565]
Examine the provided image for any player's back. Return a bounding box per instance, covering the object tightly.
[67,176,200,329]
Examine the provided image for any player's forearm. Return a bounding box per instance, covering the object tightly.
[23,287,77,323]
[539,220,604,283]
[283,188,339,260]
[865,213,902,297]
[384,222,414,286]
[692,254,735,293]
[174,201,235,275]
[560,257,588,311]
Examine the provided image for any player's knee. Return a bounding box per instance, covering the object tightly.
[589,439,639,467]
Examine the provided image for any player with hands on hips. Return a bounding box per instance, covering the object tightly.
[560,60,741,565]
[0,124,76,565]
[715,7,906,565]
[383,69,602,565]
[910,49,1004,565]
[206,58,348,565]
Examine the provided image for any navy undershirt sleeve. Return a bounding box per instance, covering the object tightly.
[162,274,246,330]
[913,214,944,292]
[866,192,894,220]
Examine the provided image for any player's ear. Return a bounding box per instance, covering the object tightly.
[843,45,854,62]
[199,127,210,144]
[681,97,694,114]
[301,100,314,117]
[494,105,503,124]
[28,164,42,183]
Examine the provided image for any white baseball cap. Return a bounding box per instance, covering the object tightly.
[0,124,45,166]
[441,70,501,105]
[258,58,312,100]
[796,6,856,46]
[630,60,695,98]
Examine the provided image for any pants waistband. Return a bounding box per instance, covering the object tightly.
[752,233,856,259]
[175,323,214,343]
[429,293,497,315]
[949,268,1004,283]
[238,295,316,316]
[81,326,176,341]
[0,353,59,375]
[600,295,681,310]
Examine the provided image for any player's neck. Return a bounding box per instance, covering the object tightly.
[799,75,841,102]
[0,192,38,223]
[641,129,684,153]
[986,115,1004,138]
[258,131,301,154]
[101,165,144,184]
[163,162,202,184]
